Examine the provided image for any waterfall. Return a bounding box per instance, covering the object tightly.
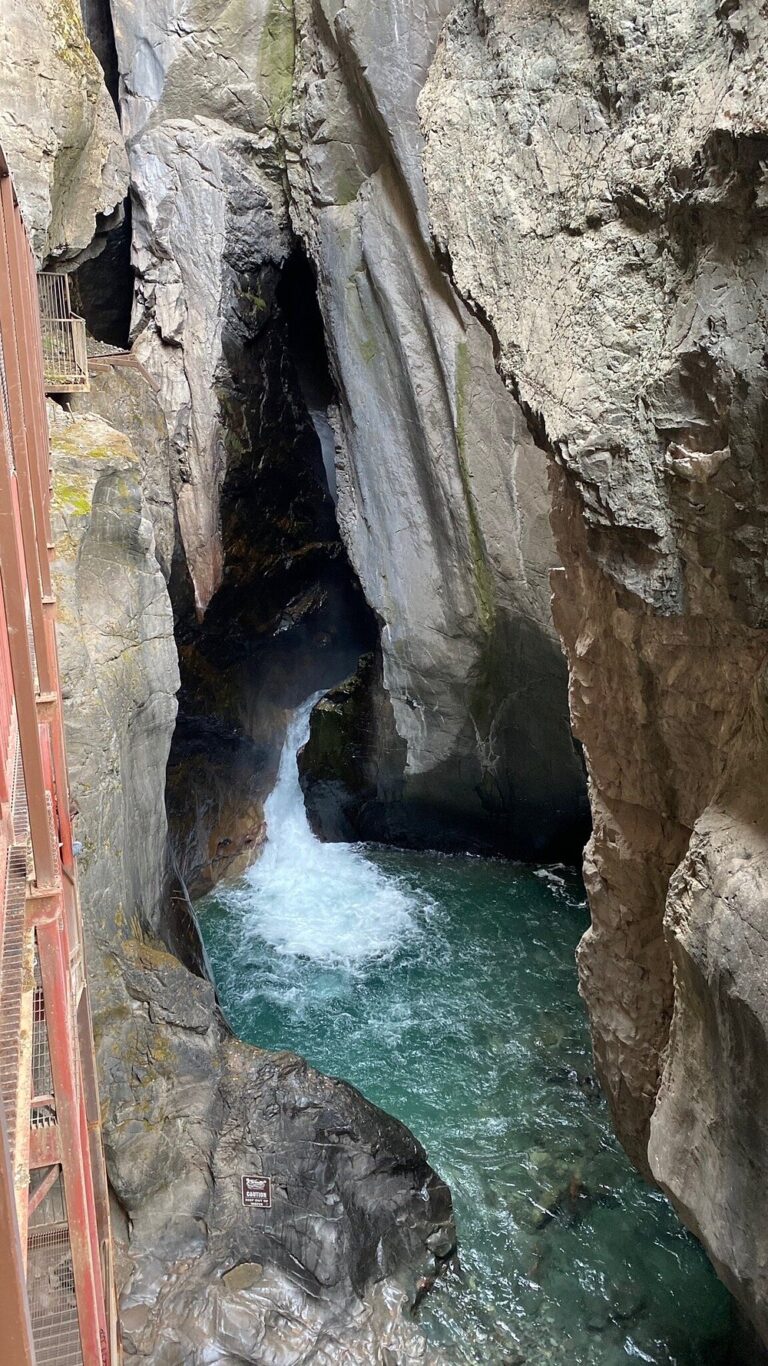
[238,693,419,969]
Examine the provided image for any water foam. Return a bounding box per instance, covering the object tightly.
[232,693,420,969]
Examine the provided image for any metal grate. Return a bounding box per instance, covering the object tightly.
[30,942,55,1128]
[0,729,33,1161]
[0,842,28,1163]
[0,325,10,440]
[37,273,89,394]
[27,1223,84,1365]
[11,726,29,843]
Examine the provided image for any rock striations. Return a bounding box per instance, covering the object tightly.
[420,0,768,1340]
[106,0,587,857]
[0,0,127,259]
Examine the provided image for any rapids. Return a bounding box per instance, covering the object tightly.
[197,698,744,1365]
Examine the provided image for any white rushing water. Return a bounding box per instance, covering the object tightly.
[233,693,420,969]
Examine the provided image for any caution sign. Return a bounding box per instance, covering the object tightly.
[241,1174,272,1209]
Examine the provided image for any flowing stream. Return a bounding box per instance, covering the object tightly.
[197,697,744,1365]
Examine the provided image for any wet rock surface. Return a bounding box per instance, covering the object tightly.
[11,0,768,1351]
[107,944,454,1366]
[163,254,377,896]
[286,0,588,856]
[104,0,587,860]
[49,403,455,1362]
[110,0,296,614]
[420,0,768,1337]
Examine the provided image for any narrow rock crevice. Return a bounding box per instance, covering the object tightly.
[165,243,377,897]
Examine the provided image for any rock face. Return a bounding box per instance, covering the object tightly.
[69,353,176,578]
[0,0,127,260]
[420,0,768,1336]
[111,0,295,614]
[50,404,453,1362]
[106,0,587,858]
[286,0,587,855]
[49,404,178,963]
[10,0,768,1350]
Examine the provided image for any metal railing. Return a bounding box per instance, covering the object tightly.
[0,144,115,1365]
[37,273,89,394]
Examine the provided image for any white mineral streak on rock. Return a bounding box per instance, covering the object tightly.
[0,0,128,259]
[421,0,768,1337]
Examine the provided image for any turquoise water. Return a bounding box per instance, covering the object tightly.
[196,703,741,1365]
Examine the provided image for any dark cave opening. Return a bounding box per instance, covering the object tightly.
[79,0,120,107]
[72,0,132,347]
[71,198,133,348]
[165,246,377,896]
[163,243,590,899]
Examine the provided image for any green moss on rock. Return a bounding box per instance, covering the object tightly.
[52,472,93,518]
[259,0,295,122]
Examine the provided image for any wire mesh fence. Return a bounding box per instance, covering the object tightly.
[27,1222,84,1365]
[30,941,55,1128]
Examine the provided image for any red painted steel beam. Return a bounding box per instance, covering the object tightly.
[0,174,54,698]
[38,913,110,1364]
[0,1096,36,1365]
[19,240,54,589]
[27,1160,61,1217]
[0,384,55,888]
[1,146,116,1365]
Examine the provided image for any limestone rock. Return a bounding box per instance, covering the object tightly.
[69,354,175,579]
[0,0,127,259]
[49,404,179,965]
[648,661,768,1345]
[420,0,768,1334]
[286,0,587,854]
[107,0,586,855]
[110,0,295,612]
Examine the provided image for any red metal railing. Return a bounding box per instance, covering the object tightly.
[0,146,117,1364]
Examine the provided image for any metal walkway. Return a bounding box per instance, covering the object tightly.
[0,145,117,1365]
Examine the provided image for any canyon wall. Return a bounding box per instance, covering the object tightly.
[285,0,587,855]
[0,0,127,259]
[47,285,454,1366]
[419,0,768,1338]
[106,0,587,859]
[1,4,457,1359]
[6,0,768,1352]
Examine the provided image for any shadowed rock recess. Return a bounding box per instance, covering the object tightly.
[3,0,768,1357]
